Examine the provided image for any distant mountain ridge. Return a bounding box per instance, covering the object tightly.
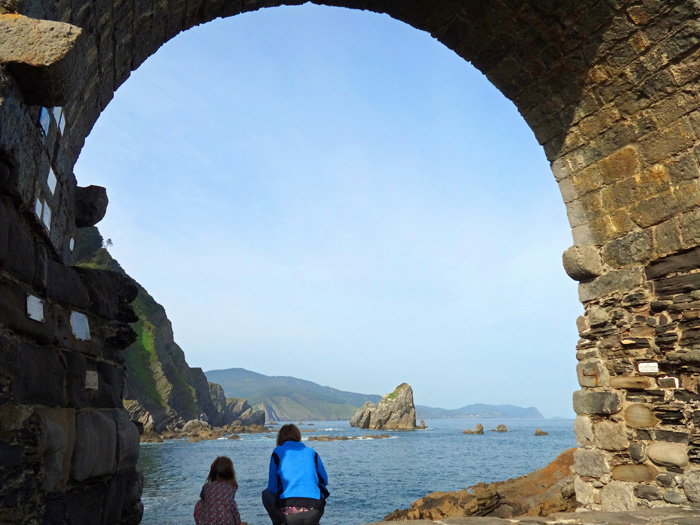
[205,368,545,421]
[416,404,544,420]
[204,368,382,421]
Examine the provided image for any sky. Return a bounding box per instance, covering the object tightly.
[74,4,582,418]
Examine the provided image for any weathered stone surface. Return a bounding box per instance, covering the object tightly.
[578,268,645,303]
[625,403,659,428]
[577,360,610,388]
[71,409,117,481]
[648,442,689,468]
[683,467,700,503]
[595,420,629,451]
[36,408,75,492]
[350,383,417,431]
[634,484,662,500]
[115,409,139,472]
[574,476,599,507]
[562,245,604,281]
[611,464,657,483]
[600,481,636,511]
[0,14,85,105]
[573,390,622,415]
[574,416,594,447]
[664,490,689,505]
[574,449,610,478]
[74,185,108,228]
[609,376,653,389]
[630,441,646,462]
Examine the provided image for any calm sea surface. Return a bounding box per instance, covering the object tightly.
[138,419,575,525]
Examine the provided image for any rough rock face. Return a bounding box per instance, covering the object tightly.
[76,228,265,434]
[463,423,484,435]
[384,448,577,521]
[350,383,417,430]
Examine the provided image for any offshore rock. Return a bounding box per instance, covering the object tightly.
[350,383,417,430]
[464,423,484,435]
[384,448,577,520]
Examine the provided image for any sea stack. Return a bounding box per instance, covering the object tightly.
[350,383,418,430]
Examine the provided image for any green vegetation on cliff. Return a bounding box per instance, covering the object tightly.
[75,227,239,430]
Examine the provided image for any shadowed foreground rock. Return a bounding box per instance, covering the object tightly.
[384,448,576,521]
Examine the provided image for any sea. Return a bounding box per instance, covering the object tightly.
[138,419,575,525]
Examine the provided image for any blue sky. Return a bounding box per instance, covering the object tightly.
[74,5,581,417]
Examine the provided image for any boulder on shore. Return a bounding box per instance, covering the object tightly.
[463,423,484,435]
[384,448,577,521]
[350,383,417,430]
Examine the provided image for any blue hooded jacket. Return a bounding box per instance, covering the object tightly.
[267,441,329,508]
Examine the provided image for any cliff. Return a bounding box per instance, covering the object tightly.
[76,227,264,432]
[384,448,577,521]
[350,383,417,430]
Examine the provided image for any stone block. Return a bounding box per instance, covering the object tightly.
[103,471,127,524]
[600,481,636,511]
[648,442,689,468]
[609,376,652,389]
[0,14,85,106]
[653,218,682,256]
[595,420,629,451]
[573,390,623,415]
[74,185,108,227]
[0,442,23,467]
[12,342,65,406]
[575,416,594,447]
[577,360,610,388]
[664,490,688,504]
[612,464,657,482]
[115,409,139,472]
[35,408,75,492]
[46,260,89,310]
[630,441,647,462]
[683,467,700,502]
[96,361,124,408]
[654,273,700,295]
[646,246,700,279]
[574,476,599,506]
[602,230,653,267]
[71,409,117,481]
[4,206,35,283]
[562,245,604,281]
[62,482,106,524]
[625,403,659,428]
[578,268,645,303]
[574,448,610,478]
[634,484,662,500]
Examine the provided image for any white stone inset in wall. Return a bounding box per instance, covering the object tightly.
[39,107,51,136]
[47,166,57,194]
[69,237,75,251]
[52,107,65,134]
[85,370,98,390]
[34,198,43,219]
[42,203,52,231]
[637,361,659,374]
[26,295,44,322]
[70,311,91,341]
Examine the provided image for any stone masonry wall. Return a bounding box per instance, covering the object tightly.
[3,0,700,521]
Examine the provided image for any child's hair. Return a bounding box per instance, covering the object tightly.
[207,456,238,488]
[276,424,302,446]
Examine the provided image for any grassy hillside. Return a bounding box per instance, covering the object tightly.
[416,403,544,420]
[205,368,381,421]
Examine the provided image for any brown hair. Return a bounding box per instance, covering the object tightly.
[276,424,302,446]
[207,456,238,488]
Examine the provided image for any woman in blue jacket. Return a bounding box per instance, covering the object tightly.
[262,424,329,525]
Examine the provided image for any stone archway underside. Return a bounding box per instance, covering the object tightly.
[2,0,700,522]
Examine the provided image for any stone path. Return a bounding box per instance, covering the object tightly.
[363,504,700,524]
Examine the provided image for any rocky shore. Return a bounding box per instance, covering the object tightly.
[308,434,391,441]
[384,448,577,521]
[140,419,271,443]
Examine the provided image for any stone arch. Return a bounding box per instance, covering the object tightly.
[2,0,700,522]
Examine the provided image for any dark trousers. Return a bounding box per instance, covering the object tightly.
[261,489,324,525]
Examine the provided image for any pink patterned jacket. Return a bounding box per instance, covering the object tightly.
[194,481,242,525]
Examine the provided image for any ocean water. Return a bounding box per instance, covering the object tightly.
[138,419,575,525]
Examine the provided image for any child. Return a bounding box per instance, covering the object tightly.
[194,456,242,525]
